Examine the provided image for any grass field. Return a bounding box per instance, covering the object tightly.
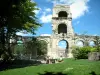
[0,59,100,75]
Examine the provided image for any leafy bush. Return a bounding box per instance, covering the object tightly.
[72,46,80,59]
[95,46,100,52]
[72,46,96,59]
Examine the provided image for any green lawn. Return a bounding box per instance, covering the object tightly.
[0,59,100,75]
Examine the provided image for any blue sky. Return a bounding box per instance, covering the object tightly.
[17,0,100,36]
[17,0,100,48]
[32,0,100,36]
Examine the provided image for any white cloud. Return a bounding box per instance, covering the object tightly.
[45,8,51,12]
[34,10,40,14]
[16,31,34,36]
[41,0,90,23]
[34,7,41,15]
[40,34,51,36]
[40,12,52,23]
[48,0,90,19]
[70,0,89,19]
[39,8,52,23]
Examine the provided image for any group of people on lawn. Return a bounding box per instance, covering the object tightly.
[45,55,63,64]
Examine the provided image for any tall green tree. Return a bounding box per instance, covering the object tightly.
[0,0,40,32]
[0,0,41,61]
[37,40,47,56]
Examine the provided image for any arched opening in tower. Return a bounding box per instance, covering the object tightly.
[58,11,68,17]
[58,24,67,34]
[58,40,68,57]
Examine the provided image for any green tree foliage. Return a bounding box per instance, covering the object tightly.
[94,36,100,52]
[24,39,37,55]
[0,0,40,61]
[72,46,96,59]
[24,38,47,56]
[0,0,40,32]
[37,40,47,56]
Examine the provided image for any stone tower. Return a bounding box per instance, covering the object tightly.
[52,5,74,36]
[37,4,99,59]
[51,5,74,58]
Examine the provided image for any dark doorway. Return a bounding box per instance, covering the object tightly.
[58,24,67,34]
[58,11,67,17]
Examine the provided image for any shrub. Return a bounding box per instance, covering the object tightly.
[95,46,100,52]
[72,46,96,59]
[72,46,80,59]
